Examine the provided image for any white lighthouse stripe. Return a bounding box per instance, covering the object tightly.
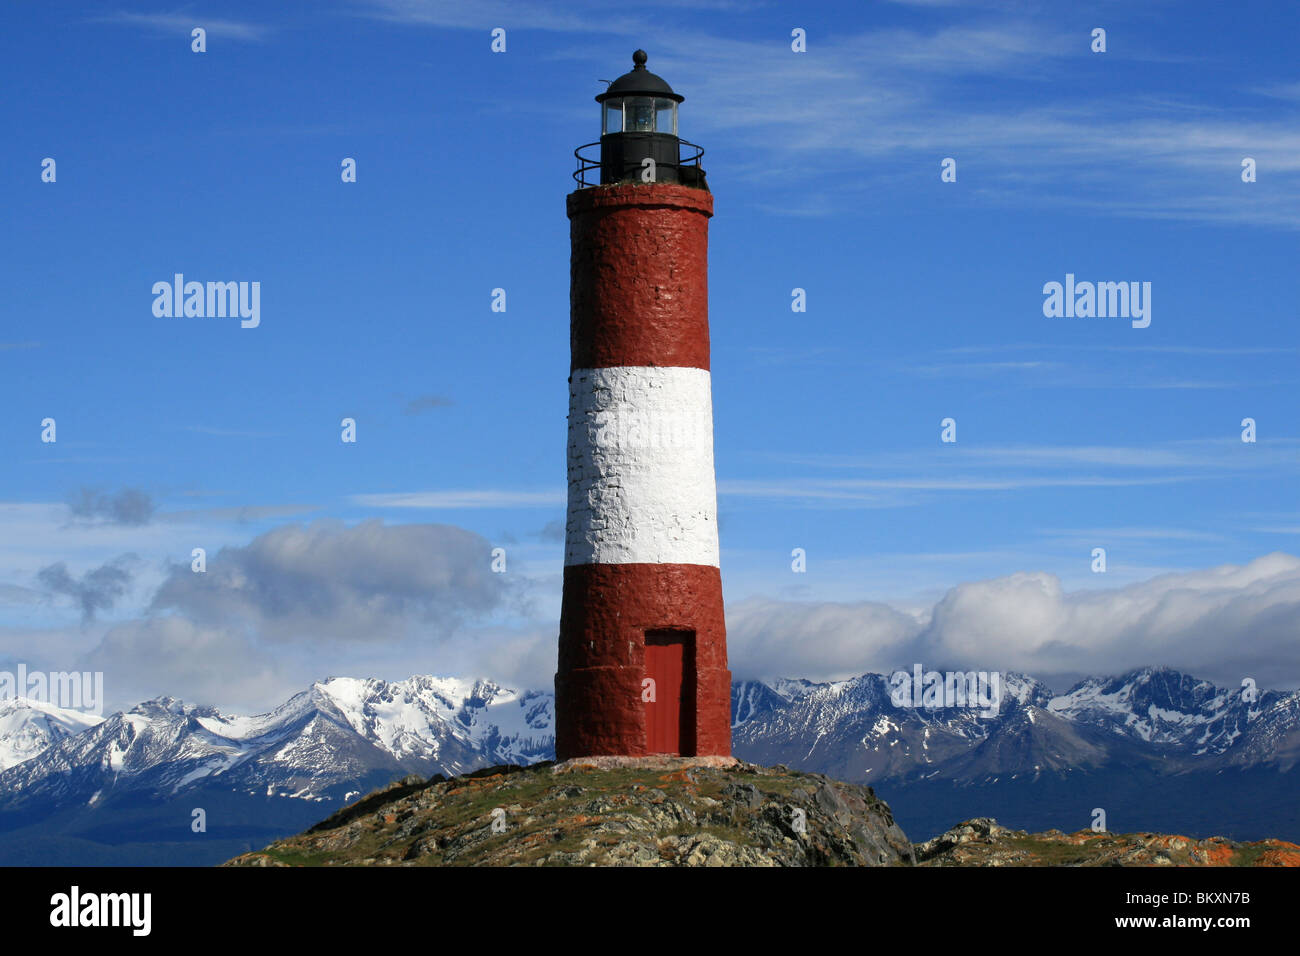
[566,365,720,567]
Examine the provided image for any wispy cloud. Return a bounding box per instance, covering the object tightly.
[747,340,1298,388]
[940,344,1300,357]
[66,487,155,526]
[183,425,280,438]
[402,394,454,416]
[37,554,139,625]
[1252,81,1300,102]
[772,438,1300,472]
[882,0,986,6]
[905,362,1245,389]
[358,0,588,31]
[93,11,270,41]
[353,489,565,509]
[718,473,1191,507]
[360,0,1300,228]
[907,360,1063,376]
[359,0,745,31]
[729,437,1298,508]
[0,583,43,606]
[1036,526,1226,543]
[156,504,320,523]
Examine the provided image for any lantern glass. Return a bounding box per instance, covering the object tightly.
[626,97,654,132]
[603,99,623,135]
[655,98,677,136]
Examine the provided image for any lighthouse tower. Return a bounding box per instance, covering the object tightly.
[556,51,731,760]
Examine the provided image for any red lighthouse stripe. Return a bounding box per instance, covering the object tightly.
[555,561,731,759]
[567,183,713,372]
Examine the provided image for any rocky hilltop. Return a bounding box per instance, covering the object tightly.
[225,758,915,866]
[225,759,1300,868]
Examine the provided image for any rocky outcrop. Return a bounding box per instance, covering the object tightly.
[916,818,1300,866]
[224,758,915,867]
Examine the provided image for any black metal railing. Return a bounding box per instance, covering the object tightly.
[572,138,705,187]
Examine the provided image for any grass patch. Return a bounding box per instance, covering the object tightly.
[1229,844,1267,867]
[259,845,332,867]
[1005,837,1099,866]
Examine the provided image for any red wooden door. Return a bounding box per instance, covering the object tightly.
[645,631,686,754]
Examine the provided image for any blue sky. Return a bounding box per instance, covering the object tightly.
[1,0,1297,711]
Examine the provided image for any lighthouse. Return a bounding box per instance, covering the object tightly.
[556,51,731,760]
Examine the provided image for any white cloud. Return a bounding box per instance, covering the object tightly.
[727,552,1300,690]
[149,518,512,643]
[726,598,923,682]
[81,617,282,712]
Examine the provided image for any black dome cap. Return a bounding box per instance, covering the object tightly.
[596,50,684,103]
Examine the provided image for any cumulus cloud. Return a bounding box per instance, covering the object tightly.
[148,518,508,643]
[67,487,154,526]
[726,599,923,683]
[727,553,1300,690]
[913,553,1300,685]
[81,617,281,711]
[37,555,138,624]
[425,625,559,693]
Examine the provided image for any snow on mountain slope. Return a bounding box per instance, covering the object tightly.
[0,697,103,770]
[1,668,1294,817]
[730,672,1062,782]
[308,675,552,766]
[732,668,1299,784]
[0,675,553,810]
[1046,666,1270,753]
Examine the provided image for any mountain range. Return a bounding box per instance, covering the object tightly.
[0,666,1295,865]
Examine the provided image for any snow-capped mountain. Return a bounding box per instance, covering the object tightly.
[728,666,1300,844]
[0,675,552,812]
[0,667,1295,863]
[1046,667,1271,754]
[730,671,1130,784]
[3,667,1296,810]
[732,666,1300,782]
[0,697,103,771]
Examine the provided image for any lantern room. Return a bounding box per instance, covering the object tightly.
[574,50,706,189]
